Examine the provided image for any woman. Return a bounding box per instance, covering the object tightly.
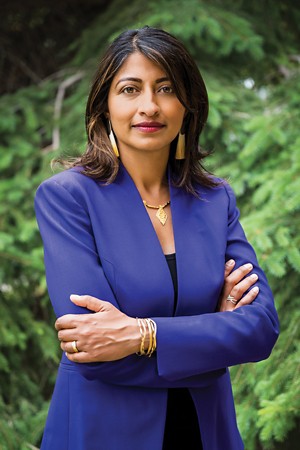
[35,27,279,450]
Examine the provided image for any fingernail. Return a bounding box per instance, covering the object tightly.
[250,273,258,280]
[252,286,259,293]
[70,294,82,300]
[244,263,253,270]
[226,259,235,266]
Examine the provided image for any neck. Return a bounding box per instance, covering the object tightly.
[120,151,170,200]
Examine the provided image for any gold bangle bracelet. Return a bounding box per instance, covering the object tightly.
[136,318,146,356]
[136,318,157,357]
[145,319,152,356]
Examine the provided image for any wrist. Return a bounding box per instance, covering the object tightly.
[127,317,141,354]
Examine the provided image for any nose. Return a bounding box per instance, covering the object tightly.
[138,90,160,116]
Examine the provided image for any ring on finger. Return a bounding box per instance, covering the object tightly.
[71,340,79,353]
[226,294,238,305]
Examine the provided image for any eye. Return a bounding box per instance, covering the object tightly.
[158,85,174,94]
[121,86,138,94]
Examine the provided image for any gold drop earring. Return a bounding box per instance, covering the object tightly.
[108,120,119,157]
[175,132,185,160]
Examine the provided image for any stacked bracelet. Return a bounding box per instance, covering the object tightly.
[136,318,157,357]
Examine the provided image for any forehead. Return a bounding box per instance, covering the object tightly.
[112,52,168,83]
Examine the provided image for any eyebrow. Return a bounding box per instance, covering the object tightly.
[115,76,170,87]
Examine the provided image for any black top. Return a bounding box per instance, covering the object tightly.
[165,253,178,314]
[163,254,203,450]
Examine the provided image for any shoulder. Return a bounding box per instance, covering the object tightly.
[35,168,103,206]
[34,167,105,218]
[193,177,236,203]
[37,167,96,191]
[190,178,240,223]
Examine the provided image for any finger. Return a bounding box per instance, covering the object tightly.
[61,340,81,353]
[70,294,107,312]
[225,285,259,312]
[230,273,258,299]
[224,259,235,278]
[225,263,253,287]
[235,286,259,309]
[223,301,235,312]
[55,314,79,331]
[65,351,93,363]
[221,263,254,301]
[57,329,78,342]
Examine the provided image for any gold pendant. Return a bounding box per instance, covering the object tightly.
[143,199,170,226]
[156,206,168,226]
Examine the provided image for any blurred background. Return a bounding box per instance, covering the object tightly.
[0,0,299,448]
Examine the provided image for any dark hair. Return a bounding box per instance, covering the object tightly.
[65,26,217,193]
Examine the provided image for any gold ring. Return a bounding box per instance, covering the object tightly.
[71,340,79,353]
[226,295,238,305]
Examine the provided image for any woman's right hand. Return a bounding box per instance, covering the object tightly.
[218,260,259,312]
[56,295,140,363]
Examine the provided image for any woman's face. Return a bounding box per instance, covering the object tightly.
[107,52,186,158]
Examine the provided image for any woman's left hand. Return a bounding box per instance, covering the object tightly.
[55,295,140,362]
[218,259,259,312]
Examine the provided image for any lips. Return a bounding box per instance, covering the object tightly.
[132,122,165,132]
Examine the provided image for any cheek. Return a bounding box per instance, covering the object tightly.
[171,108,185,131]
[108,99,133,124]
[167,100,185,121]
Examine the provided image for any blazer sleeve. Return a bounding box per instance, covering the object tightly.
[154,183,280,381]
[34,176,224,388]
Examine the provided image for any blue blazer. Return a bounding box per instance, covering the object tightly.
[35,164,279,450]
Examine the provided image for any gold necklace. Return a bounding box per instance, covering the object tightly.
[143,200,170,226]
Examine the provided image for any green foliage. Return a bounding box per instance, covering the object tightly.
[147,0,265,61]
[1,0,299,448]
[0,81,61,448]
